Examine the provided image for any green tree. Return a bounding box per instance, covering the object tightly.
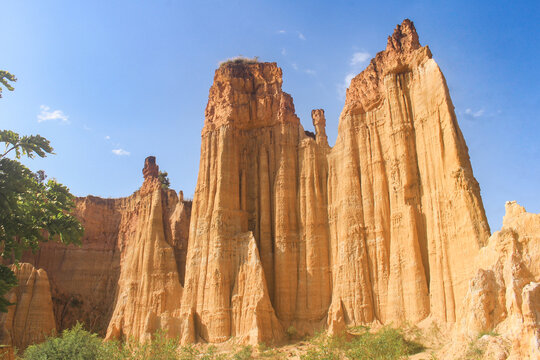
[0,70,16,98]
[0,73,83,312]
[158,170,170,189]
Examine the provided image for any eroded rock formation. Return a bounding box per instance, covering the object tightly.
[2,20,538,359]
[106,158,184,341]
[19,157,191,342]
[326,19,491,330]
[179,61,331,343]
[452,201,540,359]
[0,263,56,350]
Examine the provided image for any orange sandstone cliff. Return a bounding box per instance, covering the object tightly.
[2,20,538,359]
[20,156,191,343]
[179,61,332,344]
[0,263,56,350]
[326,19,491,331]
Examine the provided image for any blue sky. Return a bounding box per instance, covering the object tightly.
[1,0,539,231]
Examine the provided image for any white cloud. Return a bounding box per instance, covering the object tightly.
[105,135,111,140]
[112,148,130,156]
[298,32,306,40]
[338,73,356,100]
[37,105,69,123]
[305,69,316,75]
[281,48,287,56]
[277,30,286,34]
[465,108,485,118]
[350,51,371,66]
[336,50,371,99]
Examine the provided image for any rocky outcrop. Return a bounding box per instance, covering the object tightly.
[180,61,332,343]
[5,20,538,359]
[106,158,184,342]
[0,263,56,350]
[18,157,191,343]
[180,19,491,343]
[24,196,122,335]
[326,19,490,330]
[454,201,540,359]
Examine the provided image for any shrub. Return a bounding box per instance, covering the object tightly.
[219,56,259,67]
[23,325,180,360]
[178,343,200,360]
[111,330,179,360]
[23,323,106,360]
[346,327,423,360]
[233,345,253,360]
[301,327,424,360]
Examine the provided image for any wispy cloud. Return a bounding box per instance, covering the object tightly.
[297,32,306,40]
[337,50,372,100]
[350,51,371,66]
[37,105,69,124]
[83,124,92,131]
[291,63,298,70]
[112,148,130,156]
[105,135,111,140]
[338,73,356,100]
[305,69,316,75]
[465,108,485,118]
[281,48,287,56]
[277,30,286,34]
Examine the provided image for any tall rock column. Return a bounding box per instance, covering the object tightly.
[106,157,184,342]
[180,61,332,343]
[327,19,491,330]
[0,263,56,350]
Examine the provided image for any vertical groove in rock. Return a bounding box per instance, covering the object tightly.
[327,19,490,330]
[180,61,332,342]
[0,264,56,350]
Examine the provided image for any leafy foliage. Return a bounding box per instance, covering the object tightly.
[0,70,16,98]
[219,56,259,67]
[23,323,106,360]
[158,170,171,189]
[345,327,423,360]
[0,130,83,312]
[232,345,253,360]
[300,327,424,360]
[23,325,180,360]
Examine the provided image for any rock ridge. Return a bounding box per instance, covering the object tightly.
[2,20,537,360]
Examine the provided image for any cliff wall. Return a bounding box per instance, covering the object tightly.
[21,157,191,342]
[2,20,537,359]
[326,19,491,331]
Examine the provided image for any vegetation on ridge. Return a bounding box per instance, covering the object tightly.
[218,56,260,67]
[19,323,427,360]
[0,71,83,312]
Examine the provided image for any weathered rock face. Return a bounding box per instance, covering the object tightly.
[0,263,56,350]
[455,201,540,360]
[180,20,493,343]
[25,196,122,334]
[106,160,184,341]
[326,19,491,330]
[6,20,538,358]
[180,61,332,343]
[18,157,191,343]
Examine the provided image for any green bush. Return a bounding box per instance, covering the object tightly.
[233,345,253,360]
[23,325,179,360]
[23,323,107,360]
[114,330,179,360]
[301,327,424,360]
[346,327,424,360]
[218,56,259,67]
